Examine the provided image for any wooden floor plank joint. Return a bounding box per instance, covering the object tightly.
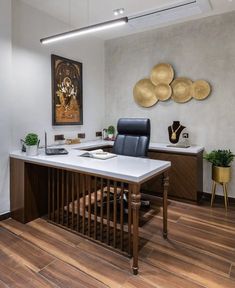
[0,198,235,288]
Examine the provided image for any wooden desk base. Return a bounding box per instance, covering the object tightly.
[10,158,169,275]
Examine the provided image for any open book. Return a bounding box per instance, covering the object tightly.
[80,149,117,160]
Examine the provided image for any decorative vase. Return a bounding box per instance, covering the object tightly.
[212,166,231,183]
[108,134,113,139]
[26,145,38,156]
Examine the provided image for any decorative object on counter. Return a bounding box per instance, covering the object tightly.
[107,125,115,139]
[24,133,39,156]
[133,62,211,107]
[20,139,26,152]
[102,128,107,140]
[171,77,193,103]
[192,80,211,100]
[133,79,158,107]
[204,149,234,210]
[168,121,185,144]
[65,138,81,145]
[150,63,174,85]
[51,55,83,126]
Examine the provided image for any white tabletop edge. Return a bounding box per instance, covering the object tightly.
[10,149,171,183]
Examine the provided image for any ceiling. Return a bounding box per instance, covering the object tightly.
[20,0,235,40]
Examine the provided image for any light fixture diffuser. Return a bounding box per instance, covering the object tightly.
[40,17,128,44]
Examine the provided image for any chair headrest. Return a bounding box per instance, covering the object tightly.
[117,118,150,136]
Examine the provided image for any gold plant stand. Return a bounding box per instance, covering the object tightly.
[211,166,231,211]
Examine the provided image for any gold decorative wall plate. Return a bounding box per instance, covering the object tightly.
[154,83,172,101]
[133,79,158,107]
[192,80,211,100]
[150,63,174,85]
[171,77,193,103]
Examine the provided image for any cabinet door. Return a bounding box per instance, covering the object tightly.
[143,151,198,201]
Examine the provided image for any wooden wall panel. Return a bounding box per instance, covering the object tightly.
[10,159,48,223]
[10,158,25,222]
[142,151,203,201]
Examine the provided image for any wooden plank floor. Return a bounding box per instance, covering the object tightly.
[0,197,235,287]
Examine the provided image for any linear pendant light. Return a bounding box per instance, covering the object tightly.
[40,17,128,44]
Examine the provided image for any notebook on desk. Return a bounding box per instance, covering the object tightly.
[80,149,117,160]
[45,132,68,155]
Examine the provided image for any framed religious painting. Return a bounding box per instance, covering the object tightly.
[51,54,83,125]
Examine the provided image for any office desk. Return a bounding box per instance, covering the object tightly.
[10,146,171,275]
[76,140,204,201]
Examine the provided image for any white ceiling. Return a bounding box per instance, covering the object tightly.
[20,0,235,39]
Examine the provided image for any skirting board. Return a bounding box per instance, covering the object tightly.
[0,212,10,221]
[202,192,235,205]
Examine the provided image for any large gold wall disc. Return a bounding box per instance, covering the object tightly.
[171,77,193,103]
[150,63,174,85]
[133,79,158,107]
[192,80,211,100]
[154,83,172,101]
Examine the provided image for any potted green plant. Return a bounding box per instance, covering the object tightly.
[107,125,115,139]
[204,150,234,183]
[24,133,39,156]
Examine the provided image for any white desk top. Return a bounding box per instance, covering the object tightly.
[10,146,170,183]
[70,140,204,155]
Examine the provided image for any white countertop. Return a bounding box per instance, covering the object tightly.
[70,139,204,154]
[148,142,204,154]
[10,145,171,183]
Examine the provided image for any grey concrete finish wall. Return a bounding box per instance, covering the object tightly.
[105,11,235,197]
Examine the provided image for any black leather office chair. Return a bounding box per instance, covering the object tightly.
[112,118,150,157]
[112,118,151,211]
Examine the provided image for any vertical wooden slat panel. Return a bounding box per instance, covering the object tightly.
[52,168,55,222]
[106,179,110,245]
[113,181,117,248]
[71,172,75,229]
[76,173,80,232]
[82,174,86,235]
[66,171,69,228]
[120,182,124,251]
[88,176,91,237]
[128,184,132,255]
[48,168,51,220]
[94,177,97,239]
[100,178,104,242]
[61,170,64,225]
[57,169,60,224]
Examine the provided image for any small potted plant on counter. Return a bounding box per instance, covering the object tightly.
[24,133,40,156]
[107,125,115,140]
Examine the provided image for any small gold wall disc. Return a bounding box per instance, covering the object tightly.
[192,80,211,100]
[171,77,193,103]
[154,83,172,101]
[150,63,174,85]
[133,79,158,107]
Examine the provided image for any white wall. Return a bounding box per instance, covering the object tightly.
[11,0,105,148]
[105,11,235,198]
[0,0,12,214]
[0,0,105,215]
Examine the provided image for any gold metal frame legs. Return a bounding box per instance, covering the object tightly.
[210,180,229,211]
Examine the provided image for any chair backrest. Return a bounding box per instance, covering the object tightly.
[112,118,150,157]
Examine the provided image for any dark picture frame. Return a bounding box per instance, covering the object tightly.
[51,54,83,125]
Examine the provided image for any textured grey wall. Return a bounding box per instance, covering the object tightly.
[105,11,235,197]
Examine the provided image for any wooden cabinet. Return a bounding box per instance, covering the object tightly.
[142,150,203,202]
[86,143,203,202]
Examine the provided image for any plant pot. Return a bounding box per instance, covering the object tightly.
[108,134,113,139]
[26,145,38,156]
[212,166,231,183]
